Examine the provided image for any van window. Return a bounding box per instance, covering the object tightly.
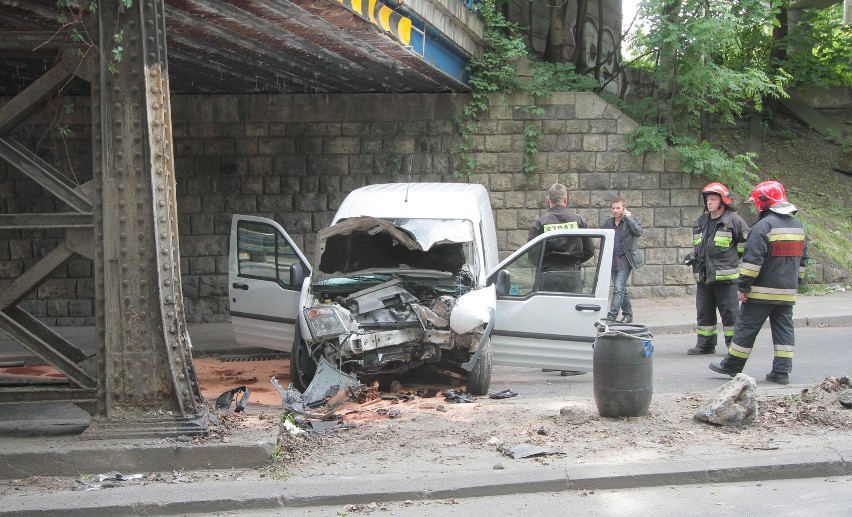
[502,235,605,296]
[236,221,299,286]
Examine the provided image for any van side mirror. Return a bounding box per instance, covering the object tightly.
[495,269,511,296]
[290,263,305,287]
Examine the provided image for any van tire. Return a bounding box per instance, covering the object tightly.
[466,339,492,396]
[290,339,316,392]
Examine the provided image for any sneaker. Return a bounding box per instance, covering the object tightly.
[619,315,633,324]
[687,346,716,355]
[765,371,790,385]
[709,361,741,377]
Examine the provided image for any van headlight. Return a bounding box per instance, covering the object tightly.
[304,306,347,339]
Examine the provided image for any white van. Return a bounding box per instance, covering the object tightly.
[229,183,613,395]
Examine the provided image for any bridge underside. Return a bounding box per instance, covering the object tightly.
[0,0,471,96]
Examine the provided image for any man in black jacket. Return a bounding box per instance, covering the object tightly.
[710,180,808,385]
[528,183,595,293]
[602,197,644,323]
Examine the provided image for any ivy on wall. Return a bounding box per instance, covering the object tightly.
[453,0,596,178]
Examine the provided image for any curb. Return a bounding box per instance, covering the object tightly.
[2,448,850,515]
[0,441,274,480]
[648,314,852,336]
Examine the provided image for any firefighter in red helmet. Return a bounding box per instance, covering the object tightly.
[710,180,808,384]
[684,182,750,355]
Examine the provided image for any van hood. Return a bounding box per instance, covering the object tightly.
[312,216,470,284]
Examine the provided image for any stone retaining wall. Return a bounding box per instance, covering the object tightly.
[1,91,836,324]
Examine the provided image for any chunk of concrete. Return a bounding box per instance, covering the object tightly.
[694,373,758,427]
[558,403,597,425]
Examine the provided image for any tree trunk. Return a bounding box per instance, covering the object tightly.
[656,0,682,132]
[594,0,604,80]
[544,1,568,63]
[574,0,590,73]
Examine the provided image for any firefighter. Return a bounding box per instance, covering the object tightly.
[709,180,808,385]
[684,182,750,355]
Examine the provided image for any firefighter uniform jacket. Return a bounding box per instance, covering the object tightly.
[691,210,749,284]
[738,211,808,305]
[528,206,595,271]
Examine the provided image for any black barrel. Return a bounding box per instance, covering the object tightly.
[593,322,654,417]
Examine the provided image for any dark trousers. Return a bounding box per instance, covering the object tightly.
[722,303,795,373]
[695,282,738,349]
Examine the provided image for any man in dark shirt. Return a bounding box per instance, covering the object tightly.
[527,183,595,293]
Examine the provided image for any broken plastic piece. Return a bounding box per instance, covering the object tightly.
[271,376,304,413]
[302,357,361,407]
[215,386,251,412]
[443,389,475,403]
[497,444,563,459]
[488,389,518,399]
[93,471,143,482]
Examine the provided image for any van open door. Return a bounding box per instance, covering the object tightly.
[487,228,614,371]
[228,215,311,352]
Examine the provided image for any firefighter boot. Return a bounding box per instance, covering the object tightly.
[765,371,790,385]
[709,360,741,377]
[687,345,715,355]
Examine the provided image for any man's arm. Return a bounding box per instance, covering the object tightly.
[580,235,596,263]
[527,220,543,242]
[624,214,643,236]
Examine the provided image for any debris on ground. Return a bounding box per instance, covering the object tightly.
[77,471,144,491]
[557,404,597,425]
[694,373,757,427]
[443,389,475,403]
[488,389,518,399]
[215,386,250,412]
[497,444,563,459]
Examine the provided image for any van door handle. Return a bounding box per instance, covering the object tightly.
[575,304,601,312]
[232,283,249,290]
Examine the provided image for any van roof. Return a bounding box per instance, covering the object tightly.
[333,183,490,222]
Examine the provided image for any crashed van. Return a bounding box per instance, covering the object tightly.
[229,183,614,395]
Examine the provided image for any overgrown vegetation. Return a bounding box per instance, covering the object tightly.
[453,0,596,177]
[623,0,791,196]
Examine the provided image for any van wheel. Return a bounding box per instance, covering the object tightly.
[290,339,317,392]
[466,339,492,396]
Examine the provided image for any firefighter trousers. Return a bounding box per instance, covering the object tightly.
[695,282,738,350]
[721,302,795,374]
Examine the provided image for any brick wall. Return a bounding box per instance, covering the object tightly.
[1,91,839,325]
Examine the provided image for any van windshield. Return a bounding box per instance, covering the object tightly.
[382,218,474,251]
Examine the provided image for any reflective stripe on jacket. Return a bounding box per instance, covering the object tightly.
[691,209,749,284]
[739,211,808,305]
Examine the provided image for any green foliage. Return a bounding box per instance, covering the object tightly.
[672,140,758,195]
[522,122,543,175]
[782,5,852,87]
[528,61,598,98]
[626,124,667,155]
[623,0,796,195]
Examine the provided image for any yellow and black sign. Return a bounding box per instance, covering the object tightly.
[337,0,413,46]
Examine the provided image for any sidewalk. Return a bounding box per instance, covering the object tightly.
[0,290,850,515]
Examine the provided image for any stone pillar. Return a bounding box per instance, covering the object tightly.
[84,0,207,438]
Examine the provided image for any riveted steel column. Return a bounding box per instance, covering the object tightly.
[85,1,207,438]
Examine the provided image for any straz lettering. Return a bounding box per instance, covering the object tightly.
[771,241,804,257]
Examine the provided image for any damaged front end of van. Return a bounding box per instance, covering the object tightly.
[290,217,494,395]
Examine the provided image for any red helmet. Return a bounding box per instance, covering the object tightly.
[749,180,787,212]
[702,182,731,206]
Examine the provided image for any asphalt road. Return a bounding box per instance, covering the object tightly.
[489,326,852,398]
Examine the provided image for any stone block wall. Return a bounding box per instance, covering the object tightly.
[6,90,838,325]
